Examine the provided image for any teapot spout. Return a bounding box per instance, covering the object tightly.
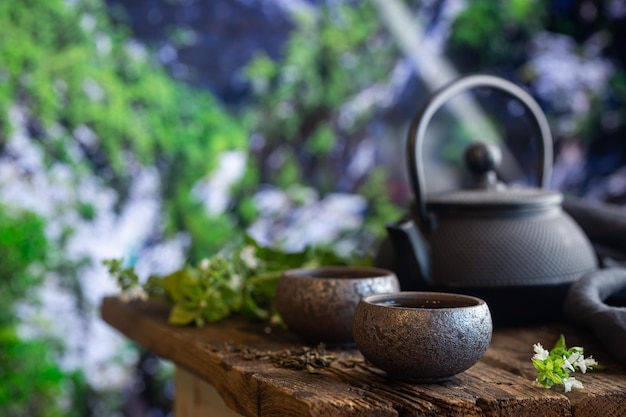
[384,220,431,290]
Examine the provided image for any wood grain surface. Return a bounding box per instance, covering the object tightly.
[100,297,626,417]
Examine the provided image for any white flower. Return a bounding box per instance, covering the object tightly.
[568,352,597,374]
[563,377,584,393]
[583,356,598,372]
[240,246,259,269]
[533,343,550,361]
[562,355,576,372]
[199,258,211,270]
[119,286,148,302]
[129,286,148,301]
[230,273,242,289]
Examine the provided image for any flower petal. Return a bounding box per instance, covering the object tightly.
[563,377,584,392]
[533,343,550,361]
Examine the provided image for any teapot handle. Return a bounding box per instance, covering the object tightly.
[407,74,553,230]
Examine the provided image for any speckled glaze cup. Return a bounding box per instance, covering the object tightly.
[353,292,492,382]
[275,266,400,345]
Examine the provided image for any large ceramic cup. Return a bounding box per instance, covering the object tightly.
[353,291,492,382]
[275,266,400,345]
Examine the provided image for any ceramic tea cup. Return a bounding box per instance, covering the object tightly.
[353,291,492,382]
[274,266,400,345]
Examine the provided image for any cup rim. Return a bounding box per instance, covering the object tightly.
[361,291,486,310]
[282,266,396,280]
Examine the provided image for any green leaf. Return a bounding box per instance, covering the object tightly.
[532,359,546,372]
[180,277,204,301]
[103,258,139,291]
[200,302,230,323]
[143,275,166,297]
[218,283,242,310]
[194,316,205,327]
[238,288,270,321]
[169,302,198,325]
[554,334,567,351]
[161,269,194,302]
[547,371,562,385]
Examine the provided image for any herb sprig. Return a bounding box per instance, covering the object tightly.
[105,235,368,326]
[532,334,599,392]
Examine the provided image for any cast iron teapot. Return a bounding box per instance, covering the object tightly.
[376,74,598,325]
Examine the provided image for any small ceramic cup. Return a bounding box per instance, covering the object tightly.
[274,266,400,345]
[353,291,492,382]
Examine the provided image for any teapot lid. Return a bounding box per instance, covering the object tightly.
[427,142,562,212]
[427,188,563,212]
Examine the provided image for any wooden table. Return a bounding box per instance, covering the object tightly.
[100,296,626,417]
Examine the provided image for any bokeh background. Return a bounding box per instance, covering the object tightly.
[2,0,626,416]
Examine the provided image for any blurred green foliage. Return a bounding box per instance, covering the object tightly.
[245,4,395,180]
[0,207,47,324]
[0,0,247,414]
[447,0,547,71]
[243,2,401,241]
[0,0,247,260]
[0,329,67,417]
[0,205,76,417]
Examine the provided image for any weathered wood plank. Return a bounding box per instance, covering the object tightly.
[174,367,243,416]
[100,297,626,417]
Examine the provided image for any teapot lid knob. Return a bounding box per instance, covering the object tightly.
[464,142,503,190]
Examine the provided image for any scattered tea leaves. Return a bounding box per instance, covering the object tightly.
[236,344,336,373]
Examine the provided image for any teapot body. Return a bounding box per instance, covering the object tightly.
[425,205,597,289]
[378,206,598,325]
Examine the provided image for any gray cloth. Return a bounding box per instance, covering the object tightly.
[564,196,626,266]
[562,197,626,366]
[563,268,626,367]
